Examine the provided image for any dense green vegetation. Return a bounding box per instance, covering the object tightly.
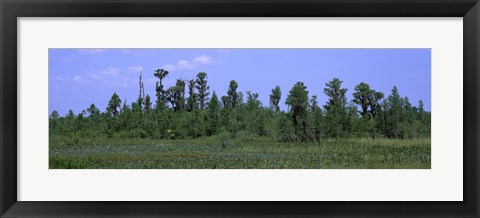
[49,70,431,169]
[50,137,430,169]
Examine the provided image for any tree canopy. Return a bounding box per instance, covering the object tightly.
[50,71,430,142]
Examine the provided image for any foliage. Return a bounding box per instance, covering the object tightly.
[50,72,431,144]
[285,82,309,141]
[269,85,282,111]
[153,68,169,110]
[227,80,239,109]
[195,72,210,110]
[106,92,121,117]
[186,79,198,112]
[323,78,349,138]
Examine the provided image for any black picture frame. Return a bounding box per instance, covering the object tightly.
[1,0,479,217]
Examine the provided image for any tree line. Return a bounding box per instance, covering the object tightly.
[50,69,431,142]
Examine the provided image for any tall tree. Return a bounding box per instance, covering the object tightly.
[352,82,373,118]
[175,79,186,111]
[269,85,282,112]
[285,82,309,140]
[402,97,414,123]
[165,79,186,112]
[137,71,145,108]
[186,79,197,112]
[381,86,403,138]
[195,72,210,110]
[324,78,348,111]
[227,80,239,108]
[153,69,169,109]
[245,91,267,136]
[417,100,426,122]
[308,95,323,141]
[353,82,384,119]
[106,92,122,117]
[207,91,220,135]
[323,78,349,138]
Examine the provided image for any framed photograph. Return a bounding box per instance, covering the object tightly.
[1,0,479,217]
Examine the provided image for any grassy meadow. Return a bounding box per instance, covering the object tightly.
[49,135,431,169]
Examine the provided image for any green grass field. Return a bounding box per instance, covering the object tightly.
[49,136,431,169]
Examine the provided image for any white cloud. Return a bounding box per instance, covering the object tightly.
[80,66,140,88]
[77,49,108,54]
[162,55,214,71]
[89,66,120,81]
[163,64,176,71]
[177,60,195,69]
[73,76,82,83]
[99,66,120,76]
[55,76,64,81]
[128,65,144,73]
[193,55,213,64]
[90,74,101,80]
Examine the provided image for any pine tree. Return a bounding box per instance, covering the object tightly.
[227,80,239,108]
[206,91,220,135]
[323,78,349,138]
[195,72,210,110]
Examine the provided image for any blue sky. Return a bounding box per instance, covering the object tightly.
[49,48,431,115]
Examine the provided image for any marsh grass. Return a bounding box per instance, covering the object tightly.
[49,136,430,169]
